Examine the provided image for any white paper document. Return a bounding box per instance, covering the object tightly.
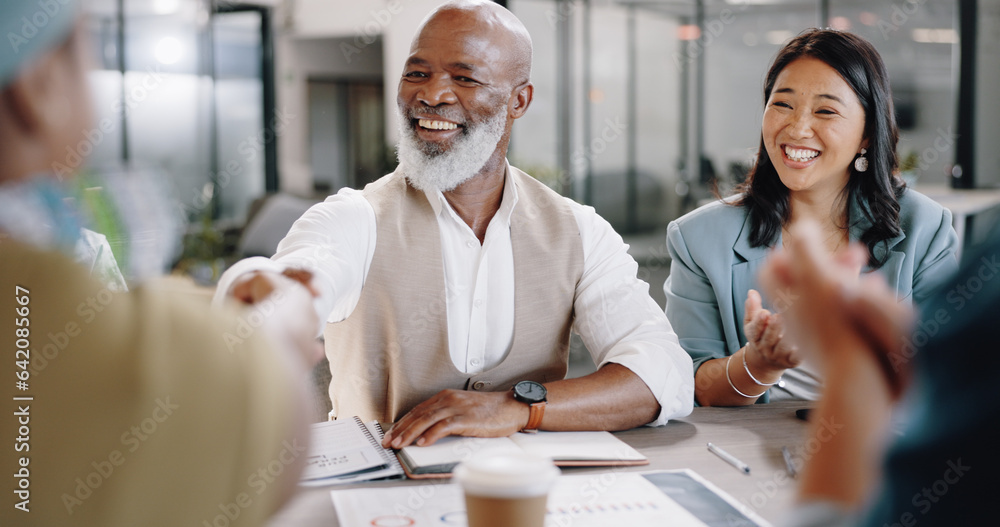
[330,472,710,526]
[510,431,647,462]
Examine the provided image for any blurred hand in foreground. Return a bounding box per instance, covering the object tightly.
[230,269,324,366]
[760,220,915,398]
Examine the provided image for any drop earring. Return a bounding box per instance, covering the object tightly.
[854,148,868,172]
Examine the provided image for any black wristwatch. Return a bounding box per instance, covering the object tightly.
[512,380,547,433]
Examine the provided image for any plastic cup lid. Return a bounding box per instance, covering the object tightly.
[453,452,560,498]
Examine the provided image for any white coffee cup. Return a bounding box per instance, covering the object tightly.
[453,452,560,527]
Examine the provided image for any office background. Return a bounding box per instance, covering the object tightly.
[76,0,999,275]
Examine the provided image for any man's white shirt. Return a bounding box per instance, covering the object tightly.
[215,166,694,425]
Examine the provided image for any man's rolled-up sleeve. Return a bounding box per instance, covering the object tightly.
[569,201,694,425]
[212,188,377,335]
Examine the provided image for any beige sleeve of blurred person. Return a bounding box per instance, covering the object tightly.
[1,239,309,527]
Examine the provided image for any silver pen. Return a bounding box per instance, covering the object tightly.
[707,442,751,474]
[782,446,798,478]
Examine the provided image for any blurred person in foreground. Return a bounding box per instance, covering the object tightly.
[663,29,959,407]
[762,221,997,526]
[215,0,694,448]
[0,3,318,525]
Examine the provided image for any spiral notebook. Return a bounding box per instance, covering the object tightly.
[397,431,648,479]
[299,417,404,486]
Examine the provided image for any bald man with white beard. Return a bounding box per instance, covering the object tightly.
[216,0,694,448]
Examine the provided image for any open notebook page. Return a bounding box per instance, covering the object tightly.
[510,431,646,462]
[398,436,523,471]
[300,418,388,481]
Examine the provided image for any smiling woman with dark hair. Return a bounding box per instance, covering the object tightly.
[663,29,959,407]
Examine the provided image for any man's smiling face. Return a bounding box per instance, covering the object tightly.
[394,4,533,192]
[396,9,511,157]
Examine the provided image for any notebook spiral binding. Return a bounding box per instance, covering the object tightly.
[353,416,379,448]
[354,417,404,474]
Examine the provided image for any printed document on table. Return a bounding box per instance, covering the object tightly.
[330,472,709,526]
[397,431,648,476]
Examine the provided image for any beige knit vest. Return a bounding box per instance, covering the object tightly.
[323,166,584,423]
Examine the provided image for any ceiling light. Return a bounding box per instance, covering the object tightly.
[154,37,182,65]
[859,11,879,26]
[765,30,795,45]
[830,16,851,31]
[153,0,180,15]
[911,28,958,44]
[677,25,701,41]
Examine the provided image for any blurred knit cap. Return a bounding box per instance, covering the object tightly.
[1,0,79,87]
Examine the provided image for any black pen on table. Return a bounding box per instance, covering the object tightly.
[707,442,750,474]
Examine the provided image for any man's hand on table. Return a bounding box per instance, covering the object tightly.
[381,389,530,449]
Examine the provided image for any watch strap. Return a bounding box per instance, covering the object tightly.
[522,401,545,433]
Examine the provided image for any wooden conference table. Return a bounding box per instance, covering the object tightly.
[267,401,814,526]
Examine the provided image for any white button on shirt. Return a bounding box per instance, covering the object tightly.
[215,164,695,425]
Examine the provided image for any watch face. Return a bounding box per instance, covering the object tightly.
[513,381,547,403]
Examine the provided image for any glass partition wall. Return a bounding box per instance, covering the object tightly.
[508,0,961,233]
[81,0,274,226]
[79,0,964,237]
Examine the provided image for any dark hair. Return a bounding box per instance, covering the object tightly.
[734,28,904,268]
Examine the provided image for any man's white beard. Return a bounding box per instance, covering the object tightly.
[396,107,507,193]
